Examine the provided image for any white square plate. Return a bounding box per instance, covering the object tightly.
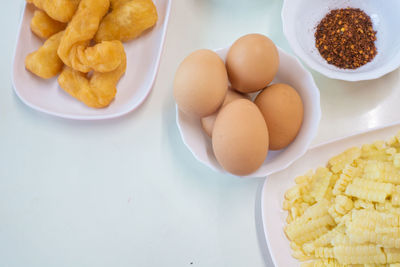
[12,0,171,120]
[261,123,400,266]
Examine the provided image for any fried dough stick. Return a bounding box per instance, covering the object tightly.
[26,0,80,23]
[95,0,158,42]
[110,0,130,9]
[58,49,126,108]
[57,0,125,73]
[25,31,64,79]
[30,10,66,39]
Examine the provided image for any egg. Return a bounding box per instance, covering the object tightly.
[174,49,228,117]
[212,99,269,176]
[200,89,249,137]
[254,83,303,150]
[226,34,279,93]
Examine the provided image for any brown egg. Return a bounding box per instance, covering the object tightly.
[212,99,269,176]
[174,49,228,117]
[254,83,304,150]
[200,89,249,137]
[226,34,279,93]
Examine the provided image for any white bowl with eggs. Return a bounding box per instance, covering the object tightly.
[282,0,400,81]
[176,40,321,178]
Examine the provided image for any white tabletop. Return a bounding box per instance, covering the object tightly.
[2,1,400,267]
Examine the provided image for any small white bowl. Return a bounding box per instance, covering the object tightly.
[282,0,400,81]
[176,46,321,178]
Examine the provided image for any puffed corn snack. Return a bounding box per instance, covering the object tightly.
[284,131,400,266]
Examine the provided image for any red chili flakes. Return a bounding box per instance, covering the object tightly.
[315,8,377,69]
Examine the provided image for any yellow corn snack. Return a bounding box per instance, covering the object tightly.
[328,147,361,174]
[283,131,400,266]
[392,186,400,206]
[345,178,393,203]
[302,258,346,267]
[333,245,386,265]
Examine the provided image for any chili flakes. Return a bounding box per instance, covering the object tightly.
[315,8,377,69]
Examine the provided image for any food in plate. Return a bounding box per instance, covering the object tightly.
[60,39,125,73]
[212,99,269,176]
[174,49,228,117]
[95,0,158,42]
[315,8,377,69]
[57,0,125,73]
[201,89,248,137]
[24,0,158,108]
[30,10,66,39]
[25,31,64,79]
[226,33,279,93]
[26,0,80,23]
[283,133,400,266]
[58,48,126,108]
[110,0,129,9]
[255,83,303,150]
[174,34,304,176]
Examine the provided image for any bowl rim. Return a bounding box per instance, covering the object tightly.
[176,45,321,178]
[281,0,400,81]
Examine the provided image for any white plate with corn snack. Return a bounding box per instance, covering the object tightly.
[12,0,171,120]
[261,124,400,267]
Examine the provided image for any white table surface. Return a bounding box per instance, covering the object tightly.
[2,1,400,267]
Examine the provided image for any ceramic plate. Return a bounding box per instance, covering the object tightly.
[261,123,400,266]
[12,0,171,120]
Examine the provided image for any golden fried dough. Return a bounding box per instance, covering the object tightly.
[57,0,125,73]
[110,0,130,9]
[26,0,80,23]
[58,49,126,108]
[30,10,66,39]
[95,0,158,42]
[25,31,64,79]
[73,40,125,73]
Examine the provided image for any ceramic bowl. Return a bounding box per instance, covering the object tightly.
[282,0,400,81]
[176,45,321,178]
